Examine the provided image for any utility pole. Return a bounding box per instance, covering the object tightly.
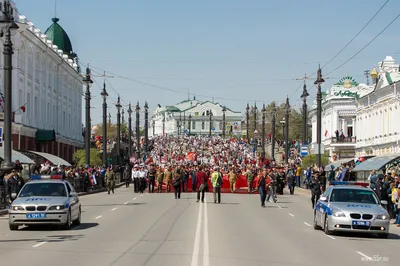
[314,65,325,169]
[285,96,290,165]
[83,65,93,167]
[300,80,309,145]
[271,102,276,161]
[100,80,108,167]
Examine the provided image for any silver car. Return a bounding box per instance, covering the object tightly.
[313,184,390,238]
[8,179,81,231]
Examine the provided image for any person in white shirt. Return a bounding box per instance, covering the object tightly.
[138,165,147,193]
[132,165,140,193]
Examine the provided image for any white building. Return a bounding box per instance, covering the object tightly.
[0,4,83,162]
[309,75,370,160]
[356,56,400,157]
[150,98,242,136]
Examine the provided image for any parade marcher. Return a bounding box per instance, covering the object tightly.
[228,166,237,193]
[257,168,267,207]
[124,165,130,188]
[172,167,182,199]
[147,163,156,193]
[164,166,173,192]
[156,166,164,193]
[266,169,277,203]
[181,165,189,192]
[196,166,208,203]
[105,166,115,194]
[310,172,322,209]
[132,165,140,193]
[5,169,24,203]
[245,166,254,194]
[138,165,147,193]
[286,169,295,195]
[211,166,223,204]
[191,165,198,192]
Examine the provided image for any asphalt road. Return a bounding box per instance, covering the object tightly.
[0,186,398,266]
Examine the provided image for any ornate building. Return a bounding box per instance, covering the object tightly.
[150,98,242,136]
[356,56,400,156]
[0,4,83,162]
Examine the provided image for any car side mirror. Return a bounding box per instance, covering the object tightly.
[69,192,78,198]
[319,196,328,202]
[11,193,17,200]
[380,200,388,205]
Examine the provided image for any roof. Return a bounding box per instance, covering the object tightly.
[20,150,72,167]
[334,76,359,87]
[44,18,74,57]
[0,147,35,164]
[166,106,181,112]
[324,158,354,171]
[352,155,400,172]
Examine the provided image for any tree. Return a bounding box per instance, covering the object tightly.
[73,148,103,167]
[301,154,330,169]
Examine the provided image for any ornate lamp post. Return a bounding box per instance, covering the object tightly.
[188,114,192,135]
[115,96,122,166]
[144,101,149,152]
[271,103,276,161]
[127,103,133,161]
[301,81,309,145]
[135,102,141,160]
[280,117,286,162]
[246,103,250,140]
[314,66,325,169]
[222,106,226,137]
[253,103,257,136]
[83,65,93,167]
[100,81,108,167]
[285,96,290,165]
[261,104,266,161]
[121,109,125,124]
[0,0,18,171]
[209,111,213,136]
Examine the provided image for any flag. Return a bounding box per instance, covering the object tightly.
[324,130,328,137]
[20,105,26,112]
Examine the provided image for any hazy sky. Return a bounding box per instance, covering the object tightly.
[14,0,400,125]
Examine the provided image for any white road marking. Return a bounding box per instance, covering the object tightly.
[140,195,144,197]
[190,199,203,266]
[133,197,136,200]
[304,222,311,227]
[326,235,335,240]
[203,195,210,266]
[288,213,295,217]
[124,202,129,205]
[95,215,102,220]
[356,251,372,261]
[111,208,117,211]
[32,241,47,248]
[278,206,283,209]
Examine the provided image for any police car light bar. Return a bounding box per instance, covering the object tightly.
[329,181,369,187]
[30,175,63,180]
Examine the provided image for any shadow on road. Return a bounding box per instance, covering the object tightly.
[18,222,99,231]
[334,231,400,240]
[0,234,84,243]
[83,203,146,207]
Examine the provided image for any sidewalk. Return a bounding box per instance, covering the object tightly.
[0,182,125,216]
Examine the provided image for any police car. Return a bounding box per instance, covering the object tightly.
[8,175,81,231]
[313,181,390,238]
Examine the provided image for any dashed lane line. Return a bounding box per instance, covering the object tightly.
[111,208,117,211]
[304,222,311,227]
[124,202,129,205]
[95,215,102,220]
[326,235,335,240]
[32,242,47,248]
[356,251,372,261]
[288,213,295,217]
[278,206,283,209]
[133,197,136,200]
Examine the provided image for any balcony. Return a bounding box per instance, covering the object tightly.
[331,137,356,143]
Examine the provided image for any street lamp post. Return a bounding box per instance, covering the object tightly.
[253,103,257,136]
[115,96,122,166]
[314,66,325,169]
[0,0,18,171]
[144,101,149,152]
[222,106,226,137]
[285,96,290,165]
[188,114,192,135]
[261,104,266,161]
[280,117,286,162]
[246,103,250,140]
[100,81,108,167]
[300,81,309,145]
[152,120,155,136]
[209,111,213,136]
[271,102,276,161]
[128,103,133,161]
[83,65,93,167]
[121,109,125,124]
[135,102,141,160]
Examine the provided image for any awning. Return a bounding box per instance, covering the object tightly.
[36,130,56,141]
[352,155,400,172]
[0,147,35,164]
[20,150,71,167]
[324,158,354,171]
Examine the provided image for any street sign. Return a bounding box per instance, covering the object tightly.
[234,122,238,126]
[300,145,308,157]
[212,127,215,131]
[0,127,2,142]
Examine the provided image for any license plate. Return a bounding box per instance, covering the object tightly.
[26,213,47,219]
[352,220,370,226]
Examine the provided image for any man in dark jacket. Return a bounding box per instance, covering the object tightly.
[310,172,322,209]
[196,166,208,203]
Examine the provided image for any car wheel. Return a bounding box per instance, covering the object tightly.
[313,211,321,230]
[73,207,81,226]
[378,233,389,239]
[62,210,72,230]
[324,215,332,235]
[9,224,18,231]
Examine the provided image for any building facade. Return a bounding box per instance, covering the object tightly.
[0,5,83,162]
[356,56,400,157]
[150,98,242,136]
[309,75,370,160]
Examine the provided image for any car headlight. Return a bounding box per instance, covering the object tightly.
[48,205,66,210]
[332,211,346,217]
[11,206,24,211]
[376,214,389,220]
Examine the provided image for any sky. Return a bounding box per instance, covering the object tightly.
[13,0,400,125]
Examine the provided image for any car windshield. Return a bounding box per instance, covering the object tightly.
[18,183,67,197]
[330,188,379,204]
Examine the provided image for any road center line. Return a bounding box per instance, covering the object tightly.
[326,235,335,240]
[288,213,295,217]
[95,215,102,220]
[32,241,47,248]
[356,251,372,261]
[278,206,283,209]
[304,222,311,227]
[124,202,129,205]
[190,199,203,266]
[133,197,136,200]
[203,195,210,266]
[111,208,117,211]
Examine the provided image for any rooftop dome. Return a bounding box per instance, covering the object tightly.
[44,17,74,58]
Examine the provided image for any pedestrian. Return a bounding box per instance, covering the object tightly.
[132,165,139,193]
[245,165,254,194]
[147,163,156,193]
[266,169,277,203]
[286,169,295,195]
[105,166,115,194]
[164,165,172,192]
[257,168,267,207]
[139,165,147,193]
[196,166,208,203]
[310,172,322,209]
[172,168,182,199]
[156,166,164,193]
[228,166,237,193]
[211,166,223,204]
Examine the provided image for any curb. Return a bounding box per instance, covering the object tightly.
[0,182,125,216]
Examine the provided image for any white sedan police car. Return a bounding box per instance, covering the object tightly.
[313,181,390,238]
[8,175,81,231]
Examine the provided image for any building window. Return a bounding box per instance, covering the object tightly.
[41,59,46,86]
[35,52,40,83]
[47,102,50,124]
[192,121,196,130]
[26,93,31,123]
[63,111,66,131]
[34,96,38,120]
[27,47,33,78]
[202,121,205,130]
[18,42,26,73]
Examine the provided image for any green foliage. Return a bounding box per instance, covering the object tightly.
[301,154,330,169]
[72,148,103,167]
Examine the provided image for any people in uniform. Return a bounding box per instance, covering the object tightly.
[132,165,140,193]
[228,166,237,193]
[266,168,277,203]
[245,166,254,194]
[147,163,156,193]
[138,165,147,193]
[172,167,182,199]
[257,168,267,207]
[5,169,25,203]
[164,166,173,192]
[105,166,115,194]
[310,172,322,209]
[156,166,164,193]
